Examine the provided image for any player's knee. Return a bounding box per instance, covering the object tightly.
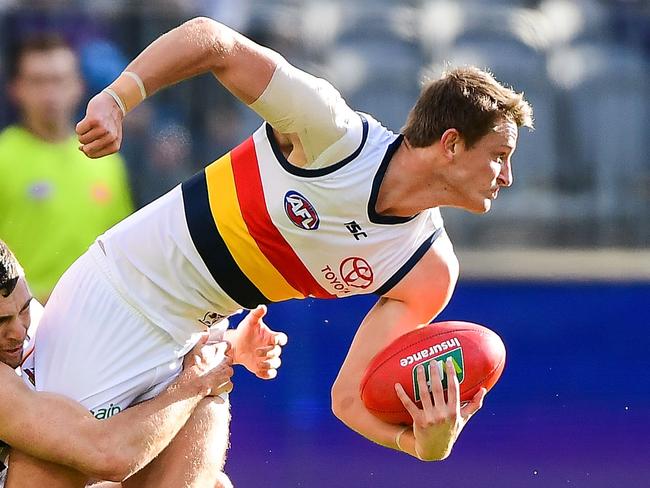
[85,457,128,482]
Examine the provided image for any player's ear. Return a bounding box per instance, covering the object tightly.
[440,128,461,159]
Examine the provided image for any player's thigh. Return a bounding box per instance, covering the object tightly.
[5,450,88,488]
[122,397,232,488]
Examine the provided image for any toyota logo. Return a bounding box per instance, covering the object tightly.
[340,257,374,289]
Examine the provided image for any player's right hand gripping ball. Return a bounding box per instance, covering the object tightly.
[360,321,506,424]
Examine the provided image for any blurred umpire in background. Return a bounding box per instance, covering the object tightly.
[0,34,133,303]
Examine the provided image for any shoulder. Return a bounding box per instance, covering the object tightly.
[96,150,125,165]
[0,363,35,427]
[76,145,128,180]
[383,230,459,316]
[0,125,22,143]
[0,363,22,391]
[0,363,33,447]
[0,126,36,151]
[94,151,127,172]
[0,126,24,161]
[400,230,459,295]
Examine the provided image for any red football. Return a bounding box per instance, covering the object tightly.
[360,321,506,424]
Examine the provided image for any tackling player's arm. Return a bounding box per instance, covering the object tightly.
[0,340,233,482]
[331,232,487,461]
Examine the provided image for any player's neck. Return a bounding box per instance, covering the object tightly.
[375,139,455,216]
[21,114,71,144]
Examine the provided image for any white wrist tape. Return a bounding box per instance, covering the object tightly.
[103,71,147,116]
[395,425,410,451]
[124,71,147,99]
[102,87,127,116]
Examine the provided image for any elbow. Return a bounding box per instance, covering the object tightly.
[97,455,133,482]
[186,16,219,35]
[185,17,235,69]
[90,453,132,482]
[330,381,355,427]
[81,440,133,482]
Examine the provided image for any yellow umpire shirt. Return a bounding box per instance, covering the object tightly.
[0,125,133,300]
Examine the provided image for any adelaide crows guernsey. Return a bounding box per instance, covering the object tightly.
[98,114,443,345]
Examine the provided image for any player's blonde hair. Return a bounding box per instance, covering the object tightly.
[403,66,533,148]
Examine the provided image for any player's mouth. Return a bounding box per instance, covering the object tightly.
[4,345,22,356]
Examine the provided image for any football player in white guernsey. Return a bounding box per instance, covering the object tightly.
[0,238,238,487]
[9,17,533,488]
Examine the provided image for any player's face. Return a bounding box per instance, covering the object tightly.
[11,47,83,130]
[0,278,31,369]
[453,118,518,213]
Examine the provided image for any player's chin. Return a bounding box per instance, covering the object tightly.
[466,199,492,214]
[1,355,22,369]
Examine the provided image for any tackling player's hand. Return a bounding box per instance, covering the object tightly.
[76,91,124,159]
[181,334,234,399]
[227,305,288,380]
[395,357,487,461]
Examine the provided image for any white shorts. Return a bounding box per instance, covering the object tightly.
[32,246,206,415]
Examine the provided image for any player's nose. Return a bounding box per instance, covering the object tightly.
[5,317,28,342]
[498,159,513,187]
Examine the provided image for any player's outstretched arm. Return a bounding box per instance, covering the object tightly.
[331,233,484,461]
[77,16,282,159]
[0,338,233,482]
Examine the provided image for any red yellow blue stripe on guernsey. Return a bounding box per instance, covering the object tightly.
[181,137,335,309]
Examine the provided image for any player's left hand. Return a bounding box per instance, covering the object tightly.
[228,305,288,380]
[395,357,487,461]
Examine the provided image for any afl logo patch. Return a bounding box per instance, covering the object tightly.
[284,191,320,230]
[340,256,374,289]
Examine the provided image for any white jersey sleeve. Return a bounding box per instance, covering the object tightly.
[248,60,364,169]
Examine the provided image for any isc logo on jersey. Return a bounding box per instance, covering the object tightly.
[284,191,319,230]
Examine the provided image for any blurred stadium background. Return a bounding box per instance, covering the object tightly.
[1,0,649,487]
